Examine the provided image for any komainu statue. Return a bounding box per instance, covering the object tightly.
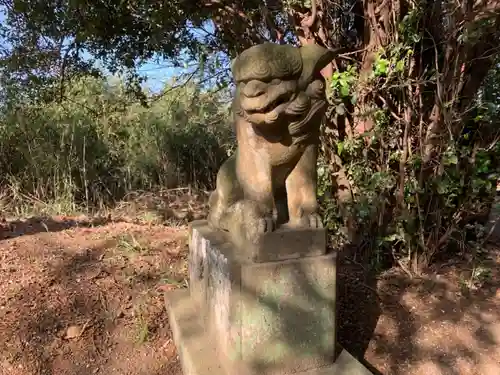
[208,42,337,244]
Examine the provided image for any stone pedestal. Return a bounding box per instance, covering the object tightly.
[487,193,500,241]
[165,220,373,375]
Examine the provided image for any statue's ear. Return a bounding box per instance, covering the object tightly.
[230,56,238,78]
[299,44,344,83]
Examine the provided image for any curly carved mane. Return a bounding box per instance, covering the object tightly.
[231,43,332,145]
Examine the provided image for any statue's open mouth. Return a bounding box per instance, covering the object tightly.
[241,90,325,132]
[239,80,296,117]
[259,94,293,114]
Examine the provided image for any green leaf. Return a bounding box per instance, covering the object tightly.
[382,233,401,242]
[444,154,458,165]
[436,181,447,194]
[350,93,358,105]
[337,141,344,156]
[340,85,350,97]
[395,60,405,72]
[374,58,389,76]
[317,165,325,177]
[412,34,421,43]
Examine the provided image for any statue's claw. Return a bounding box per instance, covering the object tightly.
[307,213,323,229]
[285,212,323,229]
[257,216,275,234]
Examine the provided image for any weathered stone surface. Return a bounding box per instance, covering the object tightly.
[166,288,373,375]
[189,220,327,265]
[487,194,500,241]
[236,253,337,374]
[166,289,225,375]
[180,220,346,375]
[187,221,242,363]
[208,42,342,246]
[253,224,327,262]
[167,214,374,375]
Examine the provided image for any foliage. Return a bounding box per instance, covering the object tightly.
[0,0,271,101]
[0,75,233,212]
[319,3,500,273]
[0,0,332,100]
[1,0,500,275]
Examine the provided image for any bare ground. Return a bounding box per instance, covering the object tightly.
[337,244,500,375]
[0,215,498,375]
[0,217,185,375]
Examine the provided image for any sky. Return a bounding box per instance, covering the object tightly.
[0,7,187,93]
[138,63,185,93]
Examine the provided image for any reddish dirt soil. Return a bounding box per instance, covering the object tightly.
[0,217,185,375]
[338,244,500,375]
[0,215,498,375]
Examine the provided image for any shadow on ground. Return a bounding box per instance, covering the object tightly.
[0,189,209,242]
[1,219,498,375]
[0,215,116,240]
[0,223,186,375]
[335,246,383,374]
[363,243,500,375]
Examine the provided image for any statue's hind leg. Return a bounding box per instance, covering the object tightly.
[208,153,275,238]
[208,155,242,231]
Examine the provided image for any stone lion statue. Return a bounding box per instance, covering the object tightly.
[208,42,337,244]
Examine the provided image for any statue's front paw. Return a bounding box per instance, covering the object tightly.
[307,213,323,229]
[286,212,323,229]
[243,215,275,244]
[256,216,275,234]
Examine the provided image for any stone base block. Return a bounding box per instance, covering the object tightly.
[166,289,373,375]
[487,194,500,241]
[187,221,336,374]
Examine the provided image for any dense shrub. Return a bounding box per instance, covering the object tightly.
[319,44,500,273]
[0,76,234,210]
